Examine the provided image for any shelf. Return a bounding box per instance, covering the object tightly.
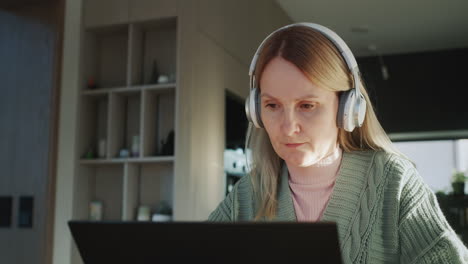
[139,163,174,215]
[88,164,124,221]
[77,16,177,224]
[128,19,177,86]
[132,156,175,163]
[79,94,109,159]
[134,82,176,92]
[83,24,129,90]
[141,88,175,157]
[80,156,175,165]
[82,83,176,96]
[108,91,142,158]
[82,86,135,95]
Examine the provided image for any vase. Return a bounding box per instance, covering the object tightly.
[131,135,140,157]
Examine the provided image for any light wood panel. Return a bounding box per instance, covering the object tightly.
[122,163,139,220]
[129,0,176,23]
[84,0,129,28]
[53,0,83,261]
[128,24,144,86]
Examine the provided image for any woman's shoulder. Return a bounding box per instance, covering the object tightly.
[373,150,415,170]
[365,149,420,188]
[346,149,417,182]
[345,149,415,171]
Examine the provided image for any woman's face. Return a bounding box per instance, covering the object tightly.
[260,56,340,167]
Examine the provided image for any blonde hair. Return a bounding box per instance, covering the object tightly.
[245,25,407,220]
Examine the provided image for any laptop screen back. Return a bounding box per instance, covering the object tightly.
[68,221,343,264]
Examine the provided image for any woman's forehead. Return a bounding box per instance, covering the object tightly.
[261,92,320,101]
[259,57,332,99]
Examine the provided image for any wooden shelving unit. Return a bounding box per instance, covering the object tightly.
[76,17,177,222]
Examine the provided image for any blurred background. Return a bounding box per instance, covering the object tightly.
[1,0,468,263]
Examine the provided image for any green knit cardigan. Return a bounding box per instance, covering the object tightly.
[208,150,468,263]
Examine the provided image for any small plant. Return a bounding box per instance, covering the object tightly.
[451,169,467,196]
[451,170,467,183]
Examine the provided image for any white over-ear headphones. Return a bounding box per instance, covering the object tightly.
[245,22,367,132]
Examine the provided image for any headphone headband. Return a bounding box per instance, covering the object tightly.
[249,22,361,99]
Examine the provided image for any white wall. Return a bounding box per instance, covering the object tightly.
[394,140,456,192]
[456,139,468,172]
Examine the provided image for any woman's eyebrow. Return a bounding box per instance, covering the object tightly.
[260,93,276,99]
[260,93,319,101]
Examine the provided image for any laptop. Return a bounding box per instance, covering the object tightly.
[68,220,343,264]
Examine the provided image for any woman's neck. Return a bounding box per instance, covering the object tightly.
[286,144,343,185]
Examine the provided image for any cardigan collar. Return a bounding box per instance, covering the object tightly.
[272,151,377,246]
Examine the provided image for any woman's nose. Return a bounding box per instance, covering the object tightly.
[281,110,300,136]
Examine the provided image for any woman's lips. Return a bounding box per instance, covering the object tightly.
[285,143,304,148]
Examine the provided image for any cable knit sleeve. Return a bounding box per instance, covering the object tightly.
[398,165,468,264]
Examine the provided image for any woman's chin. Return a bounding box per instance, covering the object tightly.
[282,152,320,167]
[282,154,309,167]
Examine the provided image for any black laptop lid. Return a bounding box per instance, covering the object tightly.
[68,221,343,264]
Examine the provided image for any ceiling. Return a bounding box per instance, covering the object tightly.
[276,0,468,57]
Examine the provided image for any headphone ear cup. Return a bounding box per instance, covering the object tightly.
[245,88,264,128]
[337,90,356,132]
[355,94,367,127]
[254,88,264,128]
[245,92,253,124]
[337,90,348,129]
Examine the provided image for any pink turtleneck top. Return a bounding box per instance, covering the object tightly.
[288,145,343,222]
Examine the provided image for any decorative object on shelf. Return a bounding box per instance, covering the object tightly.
[157,75,169,84]
[89,201,102,221]
[152,214,171,222]
[451,169,467,196]
[118,148,130,158]
[137,205,151,221]
[160,130,174,155]
[152,200,172,222]
[87,77,97,89]
[131,135,140,157]
[84,147,95,159]
[97,138,106,158]
[150,59,159,84]
[224,148,252,176]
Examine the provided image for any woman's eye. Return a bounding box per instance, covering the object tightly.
[301,103,315,110]
[265,103,278,109]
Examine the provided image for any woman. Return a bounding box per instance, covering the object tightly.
[208,23,468,263]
